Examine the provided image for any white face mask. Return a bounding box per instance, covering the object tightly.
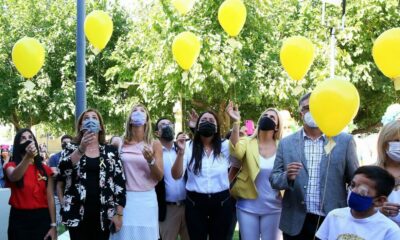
[304,112,318,128]
[386,141,400,162]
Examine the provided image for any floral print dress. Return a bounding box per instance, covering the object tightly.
[58,143,126,230]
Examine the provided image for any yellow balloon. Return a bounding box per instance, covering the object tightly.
[372,28,400,88]
[172,0,195,15]
[84,10,113,51]
[172,32,201,70]
[310,79,360,137]
[218,0,247,37]
[280,36,315,81]
[12,37,45,78]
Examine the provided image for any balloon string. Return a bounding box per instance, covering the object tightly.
[182,71,186,131]
[234,81,237,102]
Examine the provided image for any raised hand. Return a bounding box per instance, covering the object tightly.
[142,145,154,163]
[226,100,240,122]
[176,134,187,152]
[187,109,199,129]
[79,131,96,153]
[25,142,38,158]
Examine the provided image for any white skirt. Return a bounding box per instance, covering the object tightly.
[110,189,159,240]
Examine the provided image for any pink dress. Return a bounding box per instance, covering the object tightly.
[111,142,159,240]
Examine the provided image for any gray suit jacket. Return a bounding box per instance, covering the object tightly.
[269,129,359,236]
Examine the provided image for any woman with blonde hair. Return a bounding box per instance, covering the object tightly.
[111,104,163,240]
[227,101,283,240]
[377,120,400,226]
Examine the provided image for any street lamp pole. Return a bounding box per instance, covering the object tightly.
[75,0,86,122]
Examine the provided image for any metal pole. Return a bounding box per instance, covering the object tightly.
[330,27,336,79]
[75,0,86,122]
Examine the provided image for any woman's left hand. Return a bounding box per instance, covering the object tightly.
[112,215,123,233]
[142,145,154,163]
[44,227,57,240]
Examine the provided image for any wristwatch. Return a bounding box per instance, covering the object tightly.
[148,159,155,166]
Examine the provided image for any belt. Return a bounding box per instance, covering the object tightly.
[166,201,185,206]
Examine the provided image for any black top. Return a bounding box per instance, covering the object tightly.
[58,144,126,230]
[85,156,100,212]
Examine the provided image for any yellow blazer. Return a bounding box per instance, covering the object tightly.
[229,137,261,199]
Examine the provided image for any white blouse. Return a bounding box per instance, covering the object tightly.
[183,140,231,194]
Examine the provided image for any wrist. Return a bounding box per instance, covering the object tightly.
[233,119,241,125]
[50,222,57,227]
[178,149,184,155]
[116,212,123,217]
[148,158,155,166]
[77,146,85,155]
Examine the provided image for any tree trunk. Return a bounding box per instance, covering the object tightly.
[217,101,230,137]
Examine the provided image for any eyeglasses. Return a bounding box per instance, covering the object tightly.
[347,184,377,198]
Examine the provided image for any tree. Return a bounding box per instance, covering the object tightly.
[108,0,400,134]
[1,0,399,135]
[0,0,131,134]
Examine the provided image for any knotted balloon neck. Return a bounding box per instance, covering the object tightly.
[393,77,400,91]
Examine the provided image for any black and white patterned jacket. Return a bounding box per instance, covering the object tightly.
[58,143,126,230]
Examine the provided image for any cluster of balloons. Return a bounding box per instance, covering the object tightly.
[306,28,400,138]
[11,10,113,79]
[171,0,247,71]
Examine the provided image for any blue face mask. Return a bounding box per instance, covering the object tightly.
[130,111,147,126]
[347,191,374,212]
[81,118,101,133]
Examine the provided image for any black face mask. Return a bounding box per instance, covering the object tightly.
[161,125,174,142]
[198,121,216,137]
[61,142,68,150]
[19,140,33,155]
[258,117,276,131]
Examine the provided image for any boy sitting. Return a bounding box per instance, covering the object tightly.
[316,165,400,240]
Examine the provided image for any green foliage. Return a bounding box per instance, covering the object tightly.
[0,0,131,135]
[1,0,399,135]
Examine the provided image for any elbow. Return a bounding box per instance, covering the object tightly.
[7,173,21,183]
[156,171,164,182]
[171,171,181,180]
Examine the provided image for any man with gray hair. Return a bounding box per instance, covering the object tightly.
[270,92,359,240]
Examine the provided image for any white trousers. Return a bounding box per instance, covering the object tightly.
[237,208,282,240]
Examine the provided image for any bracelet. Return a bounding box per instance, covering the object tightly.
[233,120,241,125]
[50,223,57,227]
[77,146,84,154]
[148,159,155,166]
[116,213,123,217]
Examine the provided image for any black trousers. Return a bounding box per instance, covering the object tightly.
[68,204,110,240]
[185,190,233,240]
[8,207,50,240]
[283,213,325,240]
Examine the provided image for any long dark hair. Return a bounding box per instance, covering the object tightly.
[189,111,222,175]
[11,128,48,188]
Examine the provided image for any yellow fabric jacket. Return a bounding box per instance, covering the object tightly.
[229,137,261,199]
